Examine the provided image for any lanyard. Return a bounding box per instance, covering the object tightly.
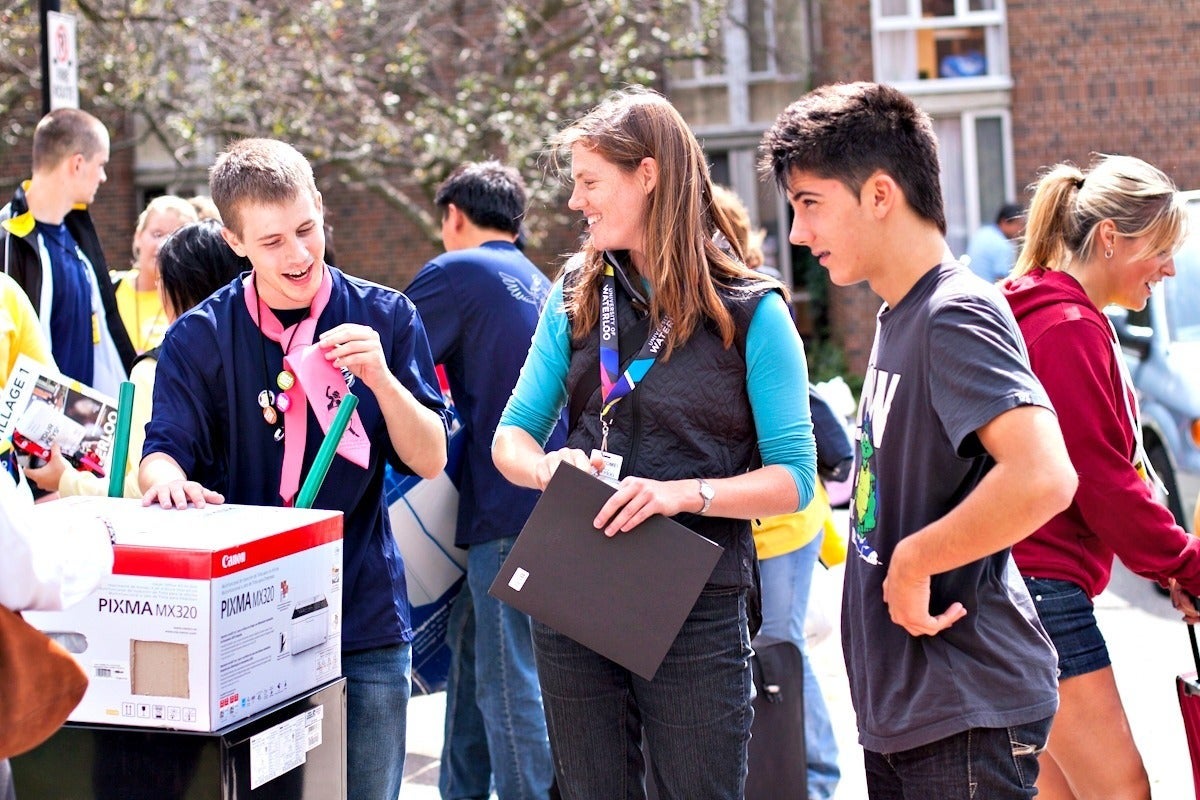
[598,262,671,451]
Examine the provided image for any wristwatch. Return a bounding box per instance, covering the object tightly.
[696,478,715,515]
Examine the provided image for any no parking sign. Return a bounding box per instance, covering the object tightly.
[47,10,78,110]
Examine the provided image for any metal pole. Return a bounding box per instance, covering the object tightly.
[39,0,61,115]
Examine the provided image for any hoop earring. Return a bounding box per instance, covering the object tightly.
[1105,245,1114,259]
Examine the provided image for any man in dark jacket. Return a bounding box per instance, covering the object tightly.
[0,108,134,396]
[404,161,563,800]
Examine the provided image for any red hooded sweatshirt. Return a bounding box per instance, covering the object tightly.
[1002,267,1200,598]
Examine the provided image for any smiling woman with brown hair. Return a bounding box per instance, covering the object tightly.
[493,87,816,799]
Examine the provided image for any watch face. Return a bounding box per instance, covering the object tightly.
[700,483,715,500]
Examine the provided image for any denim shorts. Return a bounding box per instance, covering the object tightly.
[1024,577,1111,679]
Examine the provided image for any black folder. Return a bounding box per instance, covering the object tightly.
[488,464,724,680]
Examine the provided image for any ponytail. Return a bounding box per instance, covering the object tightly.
[1013,164,1084,278]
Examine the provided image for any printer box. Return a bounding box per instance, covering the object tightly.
[24,498,344,732]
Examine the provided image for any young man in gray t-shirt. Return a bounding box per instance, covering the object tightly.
[761,82,1079,797]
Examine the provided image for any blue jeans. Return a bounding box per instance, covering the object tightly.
[758,533,840,800]
[1024,577,1110,679]
[533,588,753,800]
[343,643,412,800]
[863,716,1053,799]
[441,536,553,800]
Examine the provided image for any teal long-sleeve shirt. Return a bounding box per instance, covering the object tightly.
[497,278,816,510]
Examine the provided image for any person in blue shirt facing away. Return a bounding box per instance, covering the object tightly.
[405,161,565,800]
[966,201,1025,283]
[138,138,452,800]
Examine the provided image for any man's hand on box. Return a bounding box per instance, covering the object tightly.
[142,479,225,510]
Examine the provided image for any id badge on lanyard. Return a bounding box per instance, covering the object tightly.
[593,263,671,487]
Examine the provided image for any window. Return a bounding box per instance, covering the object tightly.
[667,0,813,126]
[932,109,1014,258]
[872,0,1009,89]
[669,1,816,285]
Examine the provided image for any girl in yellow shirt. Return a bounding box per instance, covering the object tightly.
[112,195,197,353]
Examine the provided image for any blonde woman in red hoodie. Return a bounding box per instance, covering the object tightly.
[1003,154,1200,800]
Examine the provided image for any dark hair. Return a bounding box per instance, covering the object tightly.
[157,220,250,317]
[759,81,947,234]
[996,202,1024,224]
[434,160,526,235]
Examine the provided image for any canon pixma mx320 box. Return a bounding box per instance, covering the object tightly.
[24,498,344,732]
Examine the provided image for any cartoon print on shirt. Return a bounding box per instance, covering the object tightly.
[851,360,901,567]
[851,416,881,566]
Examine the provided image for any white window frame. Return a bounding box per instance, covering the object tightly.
[924,101,1015,257]
[959,107,1016,237]
[871,0,1011,94]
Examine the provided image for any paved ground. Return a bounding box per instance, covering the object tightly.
[400,509,1197,799]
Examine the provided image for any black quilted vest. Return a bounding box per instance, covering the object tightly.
[564,258,773,589]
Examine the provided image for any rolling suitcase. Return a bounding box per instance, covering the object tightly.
[1178,621,1200,799]
[745,636,808,800]
[644,636,807,799]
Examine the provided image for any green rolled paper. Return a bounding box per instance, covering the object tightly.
[295,393,359,509]
[108,381,136,497]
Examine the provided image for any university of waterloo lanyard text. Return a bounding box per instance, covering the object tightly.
[598,263,672,451]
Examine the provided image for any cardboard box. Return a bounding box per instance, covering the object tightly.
[24,498,344,732]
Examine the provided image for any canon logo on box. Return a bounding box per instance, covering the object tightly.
[221,551,247,569]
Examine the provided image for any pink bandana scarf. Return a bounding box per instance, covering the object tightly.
[243,268,370,505]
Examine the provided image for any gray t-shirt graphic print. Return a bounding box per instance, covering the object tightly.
[844,261,1060,754]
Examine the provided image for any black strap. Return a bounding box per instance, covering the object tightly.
[1191,617,1200,676]
[132,346,160,370]
[568,312,651,432]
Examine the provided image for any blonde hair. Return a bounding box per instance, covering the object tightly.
[551,87,778,357]
[188,195,222,222]
[132,195,199,261]
[1014,154,1186,278]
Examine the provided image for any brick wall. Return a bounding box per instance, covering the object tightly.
[319,168,575,294]
[816,1,874,84]
[1008,0,1200,195]
[316,171,435,292]
[812,1,877,374]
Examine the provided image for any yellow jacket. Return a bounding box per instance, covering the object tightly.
[753,480,834,559]
[0,272,53,385]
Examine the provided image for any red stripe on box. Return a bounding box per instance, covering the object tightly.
[114,548,214,579]
[212,517,343,577]
[114,516,343,579]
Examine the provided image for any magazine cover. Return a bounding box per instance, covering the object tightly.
[0,354,118,478]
